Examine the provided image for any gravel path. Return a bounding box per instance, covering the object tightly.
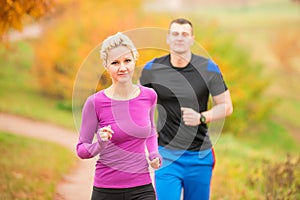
[0,113,95,200]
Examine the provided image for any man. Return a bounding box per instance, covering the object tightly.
[139,18,233,200]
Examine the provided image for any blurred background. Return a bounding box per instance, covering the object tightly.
[0,0,299,199]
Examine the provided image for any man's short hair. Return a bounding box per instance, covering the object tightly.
[169,18,193,34]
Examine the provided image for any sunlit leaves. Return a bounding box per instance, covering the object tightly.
[32,0,166,99]
[0,0,54,37]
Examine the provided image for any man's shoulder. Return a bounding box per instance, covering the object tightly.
[190,54,221,74]
[144,54,170,70]
[154,54,170,63]
[190,54,209,67]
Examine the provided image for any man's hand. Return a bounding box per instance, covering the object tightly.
[181,107,201,126]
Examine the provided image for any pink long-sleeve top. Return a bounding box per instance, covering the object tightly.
[76,85,160,188]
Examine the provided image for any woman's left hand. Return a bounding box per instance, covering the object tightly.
[149,157,161,169]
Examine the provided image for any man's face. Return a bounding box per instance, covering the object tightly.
[167,23,194,54]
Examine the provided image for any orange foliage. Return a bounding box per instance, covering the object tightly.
[0,0,54,38]
[271,30,300,71]
[33,0,170,99]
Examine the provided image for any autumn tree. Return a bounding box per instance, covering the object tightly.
[0,0,54,38]
[32,1,273,135]
[33,0,169,100]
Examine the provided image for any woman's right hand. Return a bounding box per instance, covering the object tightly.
[98,125,114,141]
[149,157,161,169]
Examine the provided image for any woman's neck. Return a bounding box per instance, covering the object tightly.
[105,83,140,100]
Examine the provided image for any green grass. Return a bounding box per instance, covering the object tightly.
[212,135,266,199]
[242,120,300,154]
[0,131,76,200]
[212,120,300,199]
[0,41,75,129]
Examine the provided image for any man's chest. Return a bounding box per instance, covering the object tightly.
[150,67,208,101]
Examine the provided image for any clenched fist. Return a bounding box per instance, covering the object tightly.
[181,107,201,126]
[149,157,161,169]
[98,125,114,141]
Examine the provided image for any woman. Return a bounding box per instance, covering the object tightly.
[76,32,161,200]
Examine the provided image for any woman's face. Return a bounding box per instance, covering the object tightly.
[106,46,135,84]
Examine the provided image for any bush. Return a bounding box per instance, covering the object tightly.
[265,155,300,199]
[248,154,300,199]
[194,21,275,134]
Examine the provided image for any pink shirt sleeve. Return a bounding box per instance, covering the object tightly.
[145,91,161,161]
[76,95,108,159]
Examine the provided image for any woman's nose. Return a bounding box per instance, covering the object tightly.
[119,62,127,70]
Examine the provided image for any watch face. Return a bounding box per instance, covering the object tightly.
[200,118,204,123]
[200,115,206,123]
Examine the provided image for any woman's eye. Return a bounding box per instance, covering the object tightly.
[125,59,132,63]
[111,61,119,65]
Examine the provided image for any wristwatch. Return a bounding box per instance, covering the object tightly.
[200,113,206,124]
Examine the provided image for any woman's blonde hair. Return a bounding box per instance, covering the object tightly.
[100,32,138,67]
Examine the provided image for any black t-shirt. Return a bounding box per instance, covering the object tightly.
[140,54,227,151]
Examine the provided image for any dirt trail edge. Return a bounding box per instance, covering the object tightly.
[0,113,95,200]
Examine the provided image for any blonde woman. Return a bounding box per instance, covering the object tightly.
[77,32,161,200]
